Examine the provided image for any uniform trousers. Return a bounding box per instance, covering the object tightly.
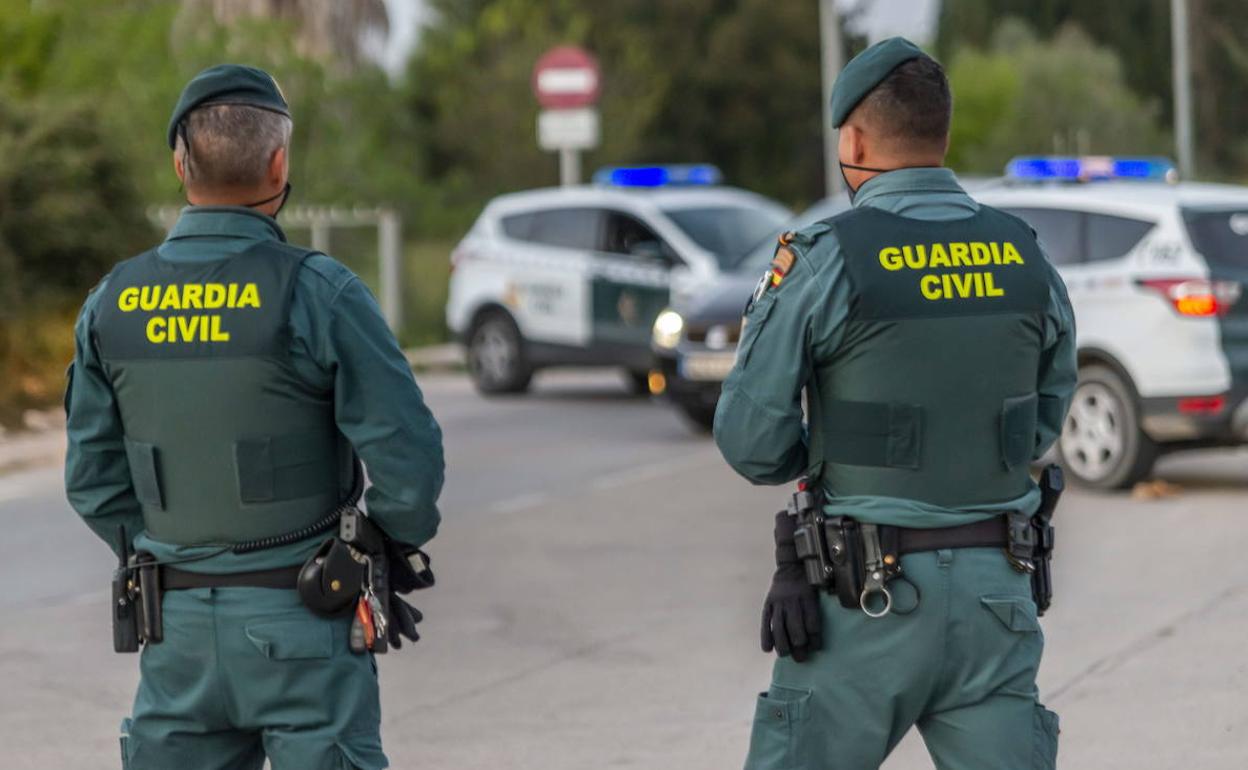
[744,547,1059,770]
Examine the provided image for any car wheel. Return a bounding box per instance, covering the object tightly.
[467,311,532,394]
[625,369,651,397]
[679,402,717,433]
[1058,364,1157,489]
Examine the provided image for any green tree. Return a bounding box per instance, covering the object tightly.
[946,20,1170,173]
[406,0,866,220]
[0,90,157,424]
[938,0,1248,179]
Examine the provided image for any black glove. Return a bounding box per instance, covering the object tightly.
[386,594,424,650]
[761,511,823,662]
[386,540,436,594]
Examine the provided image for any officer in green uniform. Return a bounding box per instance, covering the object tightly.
[64,64,444,769]
[714,39,1077,770]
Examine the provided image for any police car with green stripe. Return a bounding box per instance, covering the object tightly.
[446,165,791,394]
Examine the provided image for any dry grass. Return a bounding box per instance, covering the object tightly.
[0,307,77,429]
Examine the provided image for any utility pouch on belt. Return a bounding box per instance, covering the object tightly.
[297,535,367,617]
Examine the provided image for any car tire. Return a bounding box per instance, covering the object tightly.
[1058,364,1157,490]
[625,369,651,397]
[467,310,532,395]
[678,402,717,433]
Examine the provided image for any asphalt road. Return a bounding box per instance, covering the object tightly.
[2,369,1246,769]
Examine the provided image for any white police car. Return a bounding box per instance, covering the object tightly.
[978,156,1248,489]
[446,165,791,394]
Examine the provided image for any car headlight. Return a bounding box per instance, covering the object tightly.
[652,309,684,349]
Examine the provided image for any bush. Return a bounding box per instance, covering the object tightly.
[0,92,157,427]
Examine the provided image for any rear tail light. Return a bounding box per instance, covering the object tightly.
[1177,395,1226,415]
[1136,278,1242,317]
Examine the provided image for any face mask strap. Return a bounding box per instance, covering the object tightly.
[243,182,292,216]
[840,162,895,174]
[838,162,942,199]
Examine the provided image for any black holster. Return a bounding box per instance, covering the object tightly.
[1031,464,1062,615]
[825,517,864,610]
[789,482,867,610]
[112,526,140,653]
[120,551,164,646]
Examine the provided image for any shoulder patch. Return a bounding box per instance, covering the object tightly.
[770,245,796,287]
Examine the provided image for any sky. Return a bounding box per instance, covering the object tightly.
[379,0,942,76]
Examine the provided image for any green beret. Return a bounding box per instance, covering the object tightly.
[830,37,930,128]
[167,64,290,149]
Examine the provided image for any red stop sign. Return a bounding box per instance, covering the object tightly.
[532,46,600,110]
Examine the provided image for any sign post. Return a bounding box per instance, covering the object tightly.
[533,46,601,186]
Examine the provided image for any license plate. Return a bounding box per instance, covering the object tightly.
[681,352,737,381]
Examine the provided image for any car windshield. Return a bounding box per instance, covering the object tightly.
[734,195,853,273]
[663,206,790,269]
[1183,207,1248,268]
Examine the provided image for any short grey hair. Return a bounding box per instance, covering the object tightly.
[175,104,292,190]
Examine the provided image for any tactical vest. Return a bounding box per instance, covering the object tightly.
[809,206,1050,508]
[93,241,353,546]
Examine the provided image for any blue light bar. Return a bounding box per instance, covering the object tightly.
[1005,156,1176,183]
[593,164,723,187]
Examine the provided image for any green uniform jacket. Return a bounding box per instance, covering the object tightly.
[714,169,1076,528]
[65,207,444,571]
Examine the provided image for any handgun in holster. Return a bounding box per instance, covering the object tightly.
[789,483,829,588]
[1031,464,1063,615]
[789,479,866,609]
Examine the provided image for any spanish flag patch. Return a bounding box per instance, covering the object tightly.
[770,245,796,287]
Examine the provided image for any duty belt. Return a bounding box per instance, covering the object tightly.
[162,565,302,590]
[789,465,1062,618]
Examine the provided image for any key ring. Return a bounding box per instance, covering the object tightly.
[860,584,893,618]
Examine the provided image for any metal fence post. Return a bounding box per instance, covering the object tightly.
[378,208,403,334]
[311,218,331,254]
